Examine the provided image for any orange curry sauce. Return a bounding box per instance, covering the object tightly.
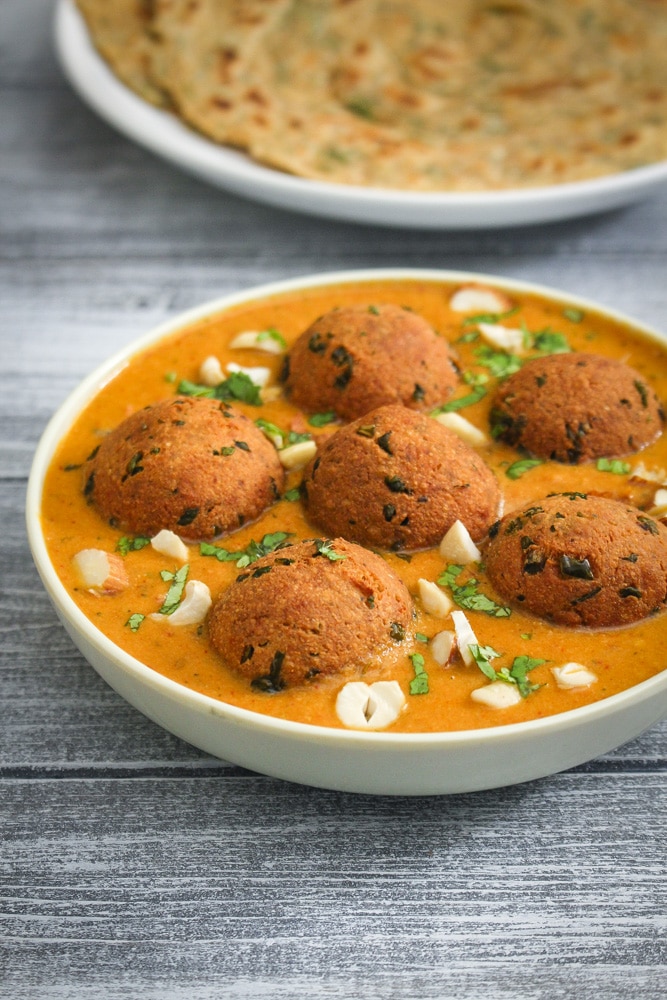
[41,279,667,731]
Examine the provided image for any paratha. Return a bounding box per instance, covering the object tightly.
[75,0,667,191]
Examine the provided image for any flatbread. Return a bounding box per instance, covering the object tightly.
[75,0,165,106]
[75,0,667,191]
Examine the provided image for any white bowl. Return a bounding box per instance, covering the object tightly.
[55,0,667,231]
[26,268,667,795]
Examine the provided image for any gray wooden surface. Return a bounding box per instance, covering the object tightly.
[1,2,666,997]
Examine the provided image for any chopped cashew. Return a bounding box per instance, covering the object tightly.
[648,487,667,519]
[150,529,188,563]
[418,578,453,618]
[439,520,482,564]
[430,630,455,666]
[335,680,406,730]
[434,411,488,447]
[471,681,522,709]
[279,439,317,469]
[199,355,225,386]
[551,662,598,690]
[260,385,283,404]
[449,285,512,314]
[631,461,667,485]
[477,322,524,353]
[229,330,285,354]
[151,580,211,626]
[226,361,271,386]
[451,610,479,667]
[72,549,129,595]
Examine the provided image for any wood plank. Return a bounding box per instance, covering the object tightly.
[1,774,664,998]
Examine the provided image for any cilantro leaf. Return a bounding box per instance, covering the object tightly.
[474,345,523,379]
[432,385,487,414]
[596,458,631,475]
[505,458,544,480]
[530,327,571,354]
[469,645,544,698]
[308,411,337,427]
[200,532,292,567]
[409,652,429,695]
[437,565,511,618]
[462,306,519,326]
[116,535,151,555]
[468,643,502,681]
[313,539,346,561]
[178,371,263,406]
[158,564,189,615]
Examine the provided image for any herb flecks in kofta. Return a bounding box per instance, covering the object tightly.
[282,303,458,421]
[208,538,413,689]
[486,493,667,627]
[302,403,500,551]
[490,353,664,463]
[82,396,284,540]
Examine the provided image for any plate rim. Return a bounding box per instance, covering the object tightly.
[54,0,667,229]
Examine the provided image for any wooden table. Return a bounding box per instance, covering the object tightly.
[2,3,666,996]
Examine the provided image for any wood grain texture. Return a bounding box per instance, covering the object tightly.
[1,2,666,997]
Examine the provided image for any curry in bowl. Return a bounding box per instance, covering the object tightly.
[39,274,667,735]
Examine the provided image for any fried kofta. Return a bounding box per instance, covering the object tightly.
[490,352,664,463]
[281,303,458,421]
[302,403,500,551]
[485,493,667,627]
[83,396,284,539]
[208,537,413,689]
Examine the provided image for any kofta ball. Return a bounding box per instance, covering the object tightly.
[485,493,667,627]
[302,403,500,551]
[281,303,458,421]
[490,352,664,463]
[83,396,284,540]
[208,537,413,689]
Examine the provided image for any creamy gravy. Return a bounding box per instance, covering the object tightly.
[41,278,667,732]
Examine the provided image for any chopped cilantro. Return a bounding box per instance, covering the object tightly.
[201,532,292,567]
[468,643,502,681]
[313,538,346,561]
[177,371,263,406]
[474,345,523,379]
[469,646,544,698]
[116,535,151,555]
[530,327,571,354]
[596,458,631,475]
[282,487,301,502]
[432,385,487,414]
[437,564,511,618]
[255,417,285,446]
[505,458,544,480]
[158,564,189,615]
[409,652,429,695]
[563,307,585,323]
[308,411,337,427]
[125,613,145,632]
[462,306,519,326]
[462,371,489,386]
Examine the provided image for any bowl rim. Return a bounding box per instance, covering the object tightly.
[26,265,667,750]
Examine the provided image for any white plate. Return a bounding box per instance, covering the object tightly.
[26,267,667,795]
[54,0,667,230]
